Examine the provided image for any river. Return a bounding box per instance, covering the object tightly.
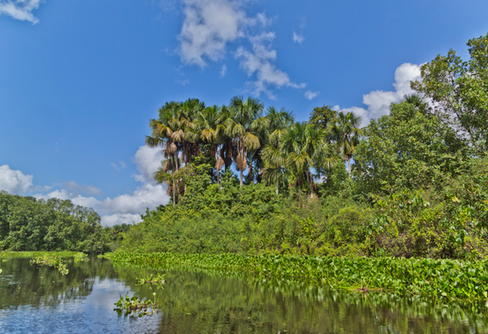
[0,256,486,333]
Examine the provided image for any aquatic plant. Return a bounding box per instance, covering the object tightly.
[114,294,157,317]
[31,254,70,275]
[0,251,86,258]
[106,252,488,303]
[137,273,165,287]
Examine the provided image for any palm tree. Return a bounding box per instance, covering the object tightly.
[225,96,267,187]
[195,104,225,184]
[146,101,182,207]
[331,111,362,176]
[277,122,339,195]
[178,98,206,165]
[260,107,294,194]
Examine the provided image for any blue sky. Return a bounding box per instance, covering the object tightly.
[1,0,487,225]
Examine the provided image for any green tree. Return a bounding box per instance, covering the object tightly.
[225,96,268,187]
[412,33,488,153]
[331,111,362,176]
[309,105,338,143]
[353,97,467,198]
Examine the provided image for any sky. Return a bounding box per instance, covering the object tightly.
[1,0,487,226]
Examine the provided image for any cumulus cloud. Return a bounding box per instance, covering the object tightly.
[0,165,33,195]
[178,0,249,67]
[101,214,143,227]
[133,145,165,184]
[33,146,169,227]
[338,63,421,127]
[304,91,319,100]
[178,0,306,98]
[0,0,44,24]
[292,31,304,44]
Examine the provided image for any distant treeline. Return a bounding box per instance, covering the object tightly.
[0,191,130,254]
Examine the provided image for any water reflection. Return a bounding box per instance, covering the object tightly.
[0,256,486,333]
[0,257,160,333]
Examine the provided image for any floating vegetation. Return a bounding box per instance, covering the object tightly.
[106,252,488,304]
[31,254,70,275]
[137,273,165,288]
[114,294,158,317]
[74,253,89,263]
[0,251,86,259]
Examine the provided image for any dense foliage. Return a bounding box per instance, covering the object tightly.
[117,33,488,261]
[0,192,128,254]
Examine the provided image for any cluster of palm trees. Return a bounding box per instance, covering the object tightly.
[146,96,362,205]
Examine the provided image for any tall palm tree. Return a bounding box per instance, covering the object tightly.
[195,104,225,184]
[178,98,206,165]
[225,96,267,187]
[331,111,362,176]
[260,107,294,194]
[146,101,182,207]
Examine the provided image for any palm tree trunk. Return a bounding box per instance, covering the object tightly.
[240,169,243,187]
[347,158,351,177]
[308,172,313,196]
[276,184,279,195]
[215,150,220,186]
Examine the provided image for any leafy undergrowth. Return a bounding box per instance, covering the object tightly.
[106,252,488,304]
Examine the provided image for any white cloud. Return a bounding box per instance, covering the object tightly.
[0,0,43,24]
[338,63,421,127]
[292,31,304,44]
[0,165,33,195]
[101,214,142,227]
[220,64,227,77]
[178,0,306,98]
[178,0,249,67]
[304,91,318,100]
[133,145,165,184]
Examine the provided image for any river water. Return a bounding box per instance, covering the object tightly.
[0,256,486,333]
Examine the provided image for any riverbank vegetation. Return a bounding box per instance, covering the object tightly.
[0,192,130,253]
[115,33,488,260]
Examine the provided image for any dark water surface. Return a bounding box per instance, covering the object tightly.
[0,256,487,333]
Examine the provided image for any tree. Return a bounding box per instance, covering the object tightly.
[353,97,467,198]
[225,96,267,187]
[195,105,225,185]
[412,33,488,153]
[331,111,362,176]
[309,105,338,143]
[261,107,294,194]
[146,101,182,207]
[278,122,338,195]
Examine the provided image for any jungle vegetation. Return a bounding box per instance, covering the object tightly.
[0,191,129,253]
[120,33,488,260]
